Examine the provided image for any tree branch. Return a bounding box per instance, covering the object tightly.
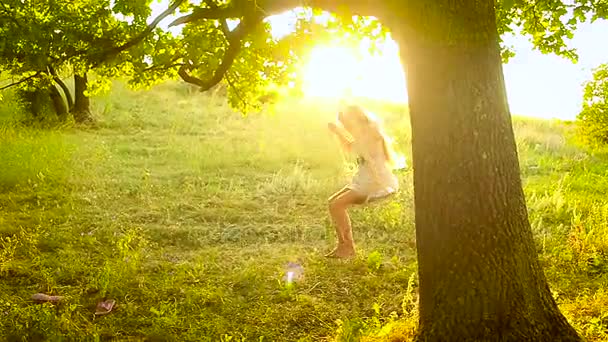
[177,15,262,91]
[225,71,249,109]
[169,0,385,27]
[83,0,186,68]
[143,61,185,72]
[169,0,386,95]
[205,0,231,35]
[169,4,241,27]
[0,72,42,91]
[111,0,186,55]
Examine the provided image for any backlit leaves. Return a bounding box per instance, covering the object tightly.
[577,63,608,146]
[3,0,608,114]
[495,0,608,62]
[0,0,174,94]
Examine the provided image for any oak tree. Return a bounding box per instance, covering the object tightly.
[0,0,182,123]
[151,0,607,340]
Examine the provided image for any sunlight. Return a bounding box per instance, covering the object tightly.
[302,45,360,99]
[301,37,408,103]
[393,153,407,170]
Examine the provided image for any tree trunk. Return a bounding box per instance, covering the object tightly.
[72,73,93,124]
[386,1,582,341]
[48,85,69,121]
[48,65,74,111]
[18,88,49,120]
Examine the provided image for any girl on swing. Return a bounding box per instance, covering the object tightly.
[326,104,402,259]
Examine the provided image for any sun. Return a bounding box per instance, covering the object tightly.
[301,46,360,98]
[301,37,408,103]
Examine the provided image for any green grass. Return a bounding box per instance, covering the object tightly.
[1,81,608,341]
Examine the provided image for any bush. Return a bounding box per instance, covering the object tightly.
[0,89,26,124]
[0,125,74,190]
[577,63,608,146]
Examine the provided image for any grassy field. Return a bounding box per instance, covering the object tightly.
[1,81,608,341]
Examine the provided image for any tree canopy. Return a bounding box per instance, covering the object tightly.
[0,0,181,117]
[140,0,608,111]
[2,0,607,113]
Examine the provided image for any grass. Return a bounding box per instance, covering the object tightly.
[0,80,607,341]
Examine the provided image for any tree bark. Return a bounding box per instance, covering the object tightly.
[72,73,94,124]
[385,1,582,341]
[48,85,69,121]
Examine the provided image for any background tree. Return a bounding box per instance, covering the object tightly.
[577,63,608,146]
[0,0,182,123]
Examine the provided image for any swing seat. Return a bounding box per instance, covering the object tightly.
[364,188,398,206]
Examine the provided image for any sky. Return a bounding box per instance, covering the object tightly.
[501,21,608,120]
[149,3,608,121]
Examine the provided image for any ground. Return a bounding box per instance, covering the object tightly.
[0,81,607,341]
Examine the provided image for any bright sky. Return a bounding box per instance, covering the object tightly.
[150,3,608,120]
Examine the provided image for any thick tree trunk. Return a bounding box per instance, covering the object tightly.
[386,1,582,341]
[72,73,93,124]
[48,85,69,121]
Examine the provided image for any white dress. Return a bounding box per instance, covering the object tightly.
[347,139,399,202]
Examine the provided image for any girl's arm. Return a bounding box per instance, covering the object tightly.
[328,122,353,152]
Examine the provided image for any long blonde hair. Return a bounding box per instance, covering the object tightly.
[340,104,401,169]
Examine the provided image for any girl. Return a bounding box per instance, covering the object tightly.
[326,104,401,259]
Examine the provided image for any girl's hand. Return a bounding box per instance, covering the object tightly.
[328,122,339,133]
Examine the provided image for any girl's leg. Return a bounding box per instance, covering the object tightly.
[326,187,350,246]
[326,189,366,258]
[328,186,349,203]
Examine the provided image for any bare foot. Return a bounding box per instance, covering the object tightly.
[324,245,355,259]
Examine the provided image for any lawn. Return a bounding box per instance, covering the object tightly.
[1,81,607,341]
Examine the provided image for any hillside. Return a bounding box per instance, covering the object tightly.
[1,81,607,341]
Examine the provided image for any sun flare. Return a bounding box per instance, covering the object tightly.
[300,40,410,170]
[301,37,408,103]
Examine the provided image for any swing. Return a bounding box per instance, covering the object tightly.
[334,134,406,208]
[362,187,398,206]
[361,167,410,206]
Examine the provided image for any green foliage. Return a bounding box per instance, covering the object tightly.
[0,0,179,112]
[1,0,117,72]
[4,0,607,114]
[495,0,608,62]
[133,0,608,112]
[220,21,296,113]
[0,89,24,124]
[367,250,383,272]
[577,63,608,146]
[0,124,74,190]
